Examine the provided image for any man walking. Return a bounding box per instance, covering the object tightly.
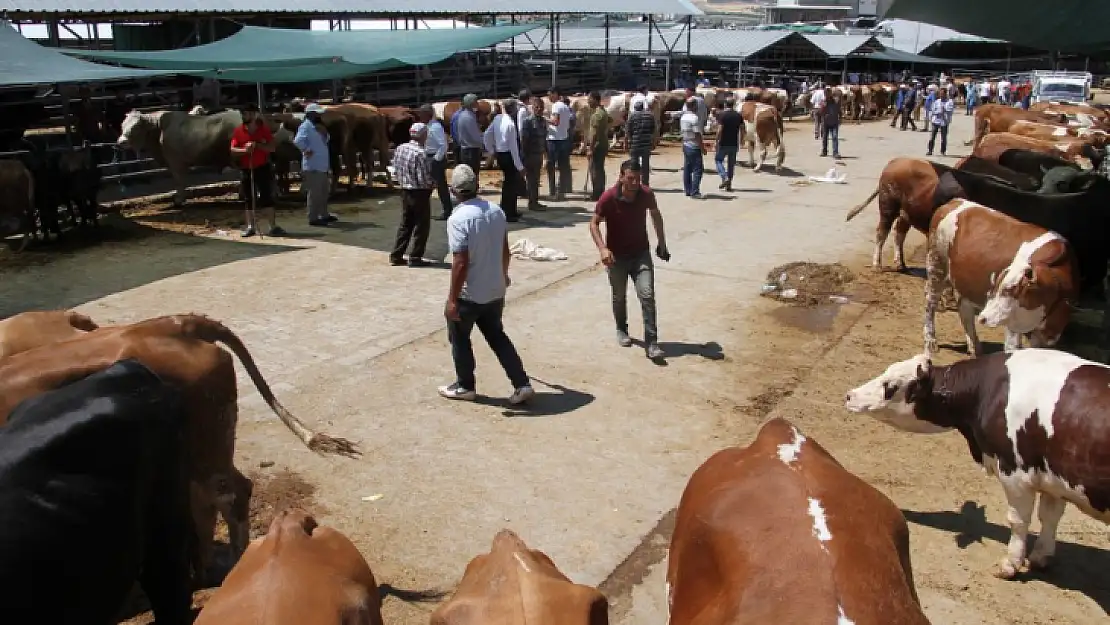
[293,103,335,227]
[714,97,742,191]
[483,99,524,222]
[438,164,534,405]
[680,98,706,198]
[519,97,548,212]
[820,87,841,159]
[589,160,670,361]
[626,99,655,187]
[926,88,955,157]
[546,87,572,200]
[230,103,285,238]
[419,104,452,221]
[456,94,484,182]
[586,91,610,201]
[900,84,919,131]
[809,85,826,140]
[389,123,434,267]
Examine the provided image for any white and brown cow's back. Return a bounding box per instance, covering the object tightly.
[847,349,1110,579]
[432,529,608,625]
[667,417,930,625]
[739,100,785,172]
[924,199,1078,357]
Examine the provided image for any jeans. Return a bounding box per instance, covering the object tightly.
[496,151,520,219]
[630,150,651,187]
[545,139,572,197]
[301,169,330,222]
[390,188,431,262]
[608,250,658,345]
[240,162,275,209]
[928,124,949,155]
[524,152,544,208]
[821,125,840,156]
[429,157,453,217]
[714,144,737,183]
[448,298,529,391]
[589,145,607,201]
[813,110,824,139]
[682,145,703,196]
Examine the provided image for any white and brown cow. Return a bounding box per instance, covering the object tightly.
[923,199,1078,357]
[739,101,785,173]
[846,349,1110,579]
[667,417,930,625]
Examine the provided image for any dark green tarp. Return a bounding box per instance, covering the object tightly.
[883,0,1108,52]
[65,24,538,84]
[0,21,195,87]
[864,46,1013,66]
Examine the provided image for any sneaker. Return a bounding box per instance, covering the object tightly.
[438,383,476,401]
[646,344,665,360]
[325,214,339,222]
[617,330,632,347]
[509,385,535,405]
[718,180,727,190]
[408,258,429,267]
[268,225,287,236]
[691,192,704,200]
[389,257,406,266]
[240,226,256,238]
[926,151,933,156]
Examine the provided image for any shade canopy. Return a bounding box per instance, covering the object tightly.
[0,21,194,87]
[65,24,538,83]
[882,0,1108,52]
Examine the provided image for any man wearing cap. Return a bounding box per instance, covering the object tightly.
[456,94,484,183]
[229,103,284,237]
[483,99,525,222]
[389,122,434,267]
[293,103,335,227]
[439,164,534,405]
[626,98,655,187]
[419,104,452,221]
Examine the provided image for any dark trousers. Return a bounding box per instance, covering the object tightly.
[391,188,431,262]
[900,108,917,131]
[524,152,544,208]
[448,298,529,391]
[608,250,658,344]
[430,158,453,217]
[589,146,607,201]
[928,124,949,155]
[821,125,840,156]
[630,150,651,187]
[460,147,482,176]
[496,151,519,219]
[240,162,275,209]
[546,139,572,197]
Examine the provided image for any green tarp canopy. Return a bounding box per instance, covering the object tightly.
[65,24,538,84]
[0,21,195,87]
[883,0,1108,52]
[864,46,1012,66]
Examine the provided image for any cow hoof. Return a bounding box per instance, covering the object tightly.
[992,558,1027,580]
[1028,552,1054,571]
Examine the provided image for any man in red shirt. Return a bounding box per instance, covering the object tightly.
[230,103,285,237]
[589,159,670,360]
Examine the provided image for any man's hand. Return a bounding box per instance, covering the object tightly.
[600,247,615,267]
[656,243,671,262]
[444,299,460,321]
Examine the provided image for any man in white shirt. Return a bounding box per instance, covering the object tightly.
[484,99,525,221]
[809,86,826,140]
[546,87,573,200]
[684,87,708,131]
[998,79,1011,105]
[680,98,706,199]
[419,104,452,221]
[979,81,991,106]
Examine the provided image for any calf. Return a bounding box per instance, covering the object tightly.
[194,508,384,625]
[0,313,359,582]
[0,309,99,358]
[667,418,929,625]
[846,350,1110,579]
[0,359,193,624]
[431,529,608,625]
[924,199,1078,356]
[739,101,785,172]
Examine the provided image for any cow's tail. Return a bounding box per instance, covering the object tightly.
[846,185,880,221]
[178,314,361,458]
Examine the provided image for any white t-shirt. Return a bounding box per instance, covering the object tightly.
[680,111,701,149]
[810,89,826,109]
[998,80,1011,95]
[547,101,571,141]
[630,92,655,113]
[980,83,991,98]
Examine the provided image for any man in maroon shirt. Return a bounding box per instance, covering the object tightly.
[230,103,284,237]
[589,159,670,360]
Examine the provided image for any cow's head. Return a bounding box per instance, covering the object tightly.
[1038,165,1085,193]
[117,109,148,149]
[845,354,950,434]
[979,237,1066,332]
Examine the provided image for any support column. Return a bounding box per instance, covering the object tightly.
[549,14,557,87]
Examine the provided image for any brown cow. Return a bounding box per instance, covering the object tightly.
[1030,101,1110,125]
[193,508,384,625]
[0,314,359,581]
[1008,119,1081,141]
[0,309,98,358]
[377,105,417,147]
[0,158,33,251]
[667,417,930,625]
[431,529,608,625]
[973,132,1103,169]
[923,199,1078,357]
[329,103,393,190]
[740,101,784,172]
[968,103,1072,148]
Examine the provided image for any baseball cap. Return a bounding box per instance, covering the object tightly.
[305,103,325,114]
[450,164,477,193]
[409,122,427,136]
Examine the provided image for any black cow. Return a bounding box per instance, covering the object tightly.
[0,359,194,625]
[995,148,1080,185]
[54,144,103,229]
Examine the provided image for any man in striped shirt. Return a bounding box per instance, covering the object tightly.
[390,122,435,267]
[625,100,655,187]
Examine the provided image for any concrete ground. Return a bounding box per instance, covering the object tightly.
[2,110,1106,624]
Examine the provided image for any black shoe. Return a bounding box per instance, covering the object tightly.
[506,215,520,223]
[926,151,933,156]
[308,219,329,227]
[240,226,256,238]
[389,257,406,266]
[718,180,727,190]
[408,258,429,267]
[820,151,828,157]
[325,214,339,222]
[268,226,286,236]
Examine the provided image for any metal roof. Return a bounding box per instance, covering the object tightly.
[0,0,702,17]
[501,27,817,59]
[801,34,883,58]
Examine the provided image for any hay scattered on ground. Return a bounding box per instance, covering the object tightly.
[760,261,856,307]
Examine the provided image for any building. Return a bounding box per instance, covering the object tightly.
[763,0,857,25]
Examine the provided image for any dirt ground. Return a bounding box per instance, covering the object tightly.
[1,111,1107,624]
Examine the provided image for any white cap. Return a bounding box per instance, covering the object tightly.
[305,103,325,114]
[409,122,427,136]
[450,164,477,193]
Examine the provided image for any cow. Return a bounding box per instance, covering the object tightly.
[377,105,417,148]
[193,508,384,625]
[0,309,99,358]
[0,359,194,624]
[1030,101,1110,127]
[973,132,1104,170]
[846,349,1110,579]
[993,149,1080,184]
[968,104,1074,148]
[923,199,1079,357]
[739,101,785,173]
[0,158,34,252]
[667,417,930,625]
[0,313,360,582]
[431,529,609,625]
[54,144,102,229]
[329,103,394,190]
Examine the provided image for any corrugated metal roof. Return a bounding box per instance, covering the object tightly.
[0,0,702,16]
[802,34,882,58]
[500,27,809,59]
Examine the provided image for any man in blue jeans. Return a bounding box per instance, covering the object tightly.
[439,164,534,405]
[714,97,742,191]
[679,97,706,198]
